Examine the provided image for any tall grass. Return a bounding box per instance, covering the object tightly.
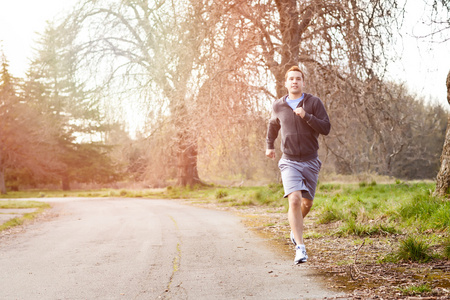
[336,218,399,237]
[396,236,432,263]
[399,284,432,296]
[443,239,450,260]
[399,192,450,230]
[314,181,447,234]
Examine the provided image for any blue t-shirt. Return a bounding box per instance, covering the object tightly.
[286,94,304,110]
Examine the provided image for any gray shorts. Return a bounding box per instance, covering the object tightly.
[278,157,322,200]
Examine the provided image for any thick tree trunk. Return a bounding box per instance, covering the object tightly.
[434,70,450,197]
[62,173,71,191]
[271,0,313,98]
[176,131,201,187]
[273,0,300,98]
[0,167,6,194]
[173,101,202,187]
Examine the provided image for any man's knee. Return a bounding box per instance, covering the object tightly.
[302,198,313,210]
[288,192,302,208]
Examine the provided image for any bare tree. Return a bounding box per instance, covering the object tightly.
[211,0,411,175]
[53,0,441,185]
[64,0,230,186]
[225,0,403,94]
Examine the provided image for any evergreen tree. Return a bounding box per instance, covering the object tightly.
[0,52,56,193]
[25,21,118,190]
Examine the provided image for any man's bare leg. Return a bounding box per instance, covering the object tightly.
[288,191,313,245]
[301,197,313,218]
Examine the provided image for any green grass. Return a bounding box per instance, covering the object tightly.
[396,236,432,263]
[317,201,342,224]
[0,200,50,209]
[314,181,447,234]
[0,200,51,232]
[443,238,450,260]
[399,284,432,296]
[399,192,450,230]
[335,219,400,237]
[215,189,229,199]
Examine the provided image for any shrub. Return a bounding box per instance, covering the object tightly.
[337,219,381,237]
[166,186,182,198]
[215,189,228,199]
[318,204,342,224]
[399,284,431,296]
[399,193,450,230]
[396,236,432,263]
[443,238,450,260]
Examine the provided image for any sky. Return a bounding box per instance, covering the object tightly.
[0,0,78,76]
[387,1,450,107]
[0,0,449,107]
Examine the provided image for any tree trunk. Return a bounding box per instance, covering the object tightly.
[434,70,450,197]
[270,0,313,98]
[172,100,202,187]
[273,0,300,98]
[0,167,6,194]
[62,173,71,191]
[176,132,201,187]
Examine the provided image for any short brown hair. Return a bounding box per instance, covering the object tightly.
[285,66,305,81]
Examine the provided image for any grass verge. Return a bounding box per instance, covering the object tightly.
[0,200,51,232]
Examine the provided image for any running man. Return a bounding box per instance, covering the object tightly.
[266,66,331,264]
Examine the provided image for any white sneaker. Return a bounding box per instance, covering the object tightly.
[290,231,297,246]
[294,244,308,264]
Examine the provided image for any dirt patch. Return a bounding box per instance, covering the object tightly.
[186,200,450,299]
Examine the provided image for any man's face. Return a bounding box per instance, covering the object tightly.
[285,71,304,96]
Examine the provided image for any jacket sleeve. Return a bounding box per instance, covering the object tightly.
[266,108,281,149]
[303,98,331,135]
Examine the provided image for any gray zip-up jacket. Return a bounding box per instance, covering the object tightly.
[266,93,331,162]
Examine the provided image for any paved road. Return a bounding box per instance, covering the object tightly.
[0,198,343,299]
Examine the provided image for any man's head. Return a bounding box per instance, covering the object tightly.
[284,66,305,81]
[284,66,305,97]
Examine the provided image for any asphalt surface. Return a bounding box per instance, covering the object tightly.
[0,198,344,299]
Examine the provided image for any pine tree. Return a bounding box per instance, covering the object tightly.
[25,21,118,190]
[0,51,56,193]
